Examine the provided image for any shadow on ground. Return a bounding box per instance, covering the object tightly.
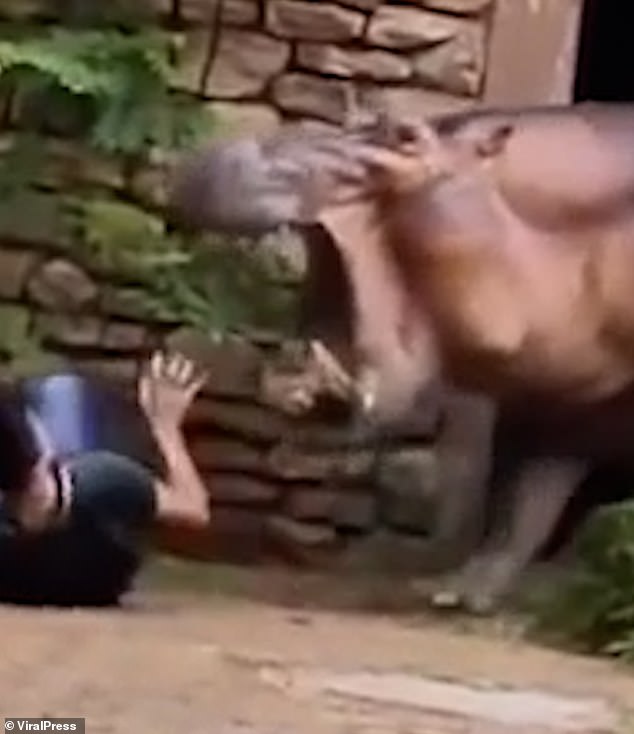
[138,553,568,647]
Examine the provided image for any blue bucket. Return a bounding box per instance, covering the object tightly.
[20,373,162,472]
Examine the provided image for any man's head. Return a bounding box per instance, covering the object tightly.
[0,385,39,493]
[0,385,61,532]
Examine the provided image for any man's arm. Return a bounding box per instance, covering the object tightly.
[138,351,211,527]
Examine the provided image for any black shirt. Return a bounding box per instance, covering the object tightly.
[0,451,157,607]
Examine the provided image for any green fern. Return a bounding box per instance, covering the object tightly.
[531,500,634,664]
[0,26,209,156]
[0,16,296,337]
[68,198,298,332]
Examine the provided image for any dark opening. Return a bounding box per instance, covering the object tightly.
[574,0,634,102]
[541,465,633,560]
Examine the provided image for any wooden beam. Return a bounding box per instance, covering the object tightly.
[484,0,585,106]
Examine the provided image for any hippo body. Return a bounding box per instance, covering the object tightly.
[168,102,634,612]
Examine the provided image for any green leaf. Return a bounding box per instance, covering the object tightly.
[0,19,292,346]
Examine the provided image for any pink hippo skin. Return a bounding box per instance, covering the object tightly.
[167,104,634,612]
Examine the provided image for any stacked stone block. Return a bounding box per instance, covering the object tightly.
[0,0,497,571]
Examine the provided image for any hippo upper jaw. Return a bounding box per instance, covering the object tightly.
[165,136,310,237]
[165,120,398,237]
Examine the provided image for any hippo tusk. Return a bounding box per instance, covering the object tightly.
[360,388,376,414]
[356,367,380,416]
[309,340,381,415]
[309,340,354,395]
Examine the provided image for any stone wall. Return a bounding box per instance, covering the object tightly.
[176,0,495,135]
[0,0,498,573]
[0,237,444,573]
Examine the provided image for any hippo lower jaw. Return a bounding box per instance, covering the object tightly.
[277,340,423,429]
[316,342,379,413]
[308,341,384,420]
[261,339,380,419]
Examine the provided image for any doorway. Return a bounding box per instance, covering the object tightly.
[574,0,634,102]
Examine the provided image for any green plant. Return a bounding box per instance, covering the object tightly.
[71,198,298,331]
[531,500,634,664]
[0,12,298,335]
[0,25,209,157]
[0,303,62,378]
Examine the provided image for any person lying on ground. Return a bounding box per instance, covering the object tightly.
[0,350,210,607]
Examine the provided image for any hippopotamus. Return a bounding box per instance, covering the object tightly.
[166,102,634,612]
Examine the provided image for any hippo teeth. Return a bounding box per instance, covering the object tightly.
[308,341,380,413]
[309,340,354,395]
[356,368,380,415]
[360,388,376,414]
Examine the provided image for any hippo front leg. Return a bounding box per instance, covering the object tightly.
[426,389,498,570]
[436,457,587,615]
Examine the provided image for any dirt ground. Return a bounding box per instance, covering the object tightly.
[1,558,633,734]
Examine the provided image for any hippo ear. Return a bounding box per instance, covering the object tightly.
[475,123,514,158]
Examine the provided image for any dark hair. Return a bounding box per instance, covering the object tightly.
[0,383,39,494]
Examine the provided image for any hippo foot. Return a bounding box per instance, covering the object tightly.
[426,552,519,616]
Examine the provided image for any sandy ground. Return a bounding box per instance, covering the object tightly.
[0,559,632,734]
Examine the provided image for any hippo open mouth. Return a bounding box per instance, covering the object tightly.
[166,115,441,425]
[168,99,634,617]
